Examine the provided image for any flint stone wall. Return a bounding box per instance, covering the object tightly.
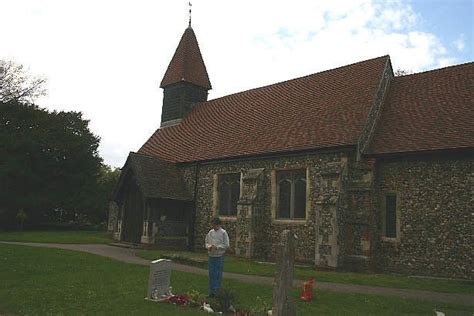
[176,151,473,278]
[181,151,349,263]
[374,154,473,279]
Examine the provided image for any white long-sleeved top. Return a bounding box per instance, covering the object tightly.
[205,228,230,257]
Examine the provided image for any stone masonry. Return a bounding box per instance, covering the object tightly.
[182,150,351,265]
[235,168,265,258]
[314,159,348,268]
[177,151,473,279]
[374,155,473,279]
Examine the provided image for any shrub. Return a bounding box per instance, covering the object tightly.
[214,288,236,313]
[186,289,207,307]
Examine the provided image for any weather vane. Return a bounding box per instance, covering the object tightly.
[188,2,192,27]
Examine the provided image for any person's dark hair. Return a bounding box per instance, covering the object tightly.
[211,217,222,225]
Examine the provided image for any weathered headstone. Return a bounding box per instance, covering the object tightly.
[272,230,297,316]
[146,259,172,300]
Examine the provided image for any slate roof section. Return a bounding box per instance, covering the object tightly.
[141,55,390,163]
[118,152,192,201]
[160,27,212,89]
[366,62,474,155]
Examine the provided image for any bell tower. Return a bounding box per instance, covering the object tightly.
[160,25,212,127]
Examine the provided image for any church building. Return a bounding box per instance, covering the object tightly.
[111,25,474,279]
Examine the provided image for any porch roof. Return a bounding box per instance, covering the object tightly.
[118,152,193,201]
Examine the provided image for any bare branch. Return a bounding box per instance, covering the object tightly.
[394,68,414,77]
[0,60,47,103]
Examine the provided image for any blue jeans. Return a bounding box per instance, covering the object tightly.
[208,255,224,295]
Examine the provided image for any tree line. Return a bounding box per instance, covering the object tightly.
[0,60,120,230]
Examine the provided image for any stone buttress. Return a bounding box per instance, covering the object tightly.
[314,158,348,268]
[235,168,266,258]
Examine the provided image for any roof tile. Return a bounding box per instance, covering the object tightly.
[160,27,211,89]
[141,56,390,162]
[120,153,192,200]
[366,62,474,155]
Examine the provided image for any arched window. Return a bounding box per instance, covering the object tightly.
[277,170,307,219]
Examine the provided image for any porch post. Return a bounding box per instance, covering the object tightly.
[114,219,122,241]
[113,204,124,241]
[141,202,155,244]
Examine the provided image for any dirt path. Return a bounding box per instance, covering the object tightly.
[2,241,473,307]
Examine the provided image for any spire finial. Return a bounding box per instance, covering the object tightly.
[188,2,192,27]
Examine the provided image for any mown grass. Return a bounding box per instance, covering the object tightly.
[0,230,113,244]
[137,249,474,295]
[1,244,473,316]
[1,231,472,296]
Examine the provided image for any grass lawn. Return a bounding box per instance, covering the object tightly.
[137,250,474,295]
[1,231,472,296]
[1,244,473,315]
[0,230,113,244]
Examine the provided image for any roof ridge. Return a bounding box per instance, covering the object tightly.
[183,55,389,117]
[130,151,179,165]
[129,151,159,159]
[205,55,390,104]
[182,26,191,81]
[396,60,474,78]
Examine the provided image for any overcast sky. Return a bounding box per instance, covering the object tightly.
[1,0,472,168]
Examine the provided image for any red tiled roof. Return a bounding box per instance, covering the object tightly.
[366,62,474,155]
[140,56,390,163]
[160,27,212,89]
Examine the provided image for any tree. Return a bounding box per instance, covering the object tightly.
[0,60,47,103]
[73,164,121,225]
[0,99,102,228]
[394,68,414,77]
[93,165,121,222]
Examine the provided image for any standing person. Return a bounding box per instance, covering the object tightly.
[205,217,230,297]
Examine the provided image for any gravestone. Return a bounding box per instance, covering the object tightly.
[272,229,297,316]
[146,259,172,300]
